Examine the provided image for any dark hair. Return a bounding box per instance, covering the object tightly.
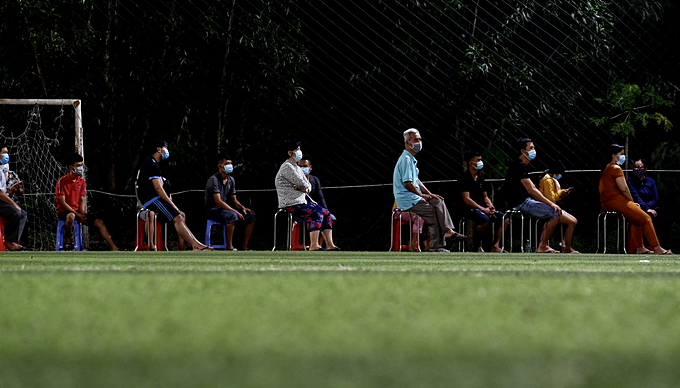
[609,143,624,156]
[300,154,312,164]
[281,139,301,157]
[65,153,83,166]
[517,137,533,154]
[0,142,7,151]
[635,158,648,168]
[463,150,481,163]
[216,153,232,163]
[146,139,168,156]
[547,159,566,174]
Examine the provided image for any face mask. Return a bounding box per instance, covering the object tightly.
[74,166,84,176]
[224,164,234,174]
[2,164,9,173]
[412,141,422,153]
[293,150,303,162]
[0,153,8,165]
[554,174,562,180]
[474,161,484,170]
[301,167,310,176]
[525,149,537,160]
[161,149,170,161]
[616,154,626,165]
[633,168,646,178]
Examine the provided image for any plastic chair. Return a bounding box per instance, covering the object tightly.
[272,209,309,251]
[205,219,228,249]
[55,219,83,251]
[597,211,627,253]
[390,208,422,252]
[134,210,166,251]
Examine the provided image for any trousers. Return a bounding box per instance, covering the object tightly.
[0,201,27,243]
[409,198,455,249]
[603,198,659,248]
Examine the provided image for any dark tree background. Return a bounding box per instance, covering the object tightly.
[1,0,678,251]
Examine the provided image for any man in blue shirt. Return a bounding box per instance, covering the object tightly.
[393,128,465,252]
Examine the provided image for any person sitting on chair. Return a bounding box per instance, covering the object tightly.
[204,153,256,250]
[537,159,578,253]
[504,137,578,253]
[393,128,465,252]
[136,139,212,251]
[627,158,672,250]
[599,144,671,255]
[0,143,28,251]
[459,150,508,252]
[275,140,339,251]
[55,153,119,251]
[298,155,336,248]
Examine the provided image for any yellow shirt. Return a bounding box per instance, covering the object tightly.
[538,174,567,203]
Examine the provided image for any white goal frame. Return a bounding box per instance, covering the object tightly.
[0,99,84,162]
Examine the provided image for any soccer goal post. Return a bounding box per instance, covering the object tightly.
[0,99,85,250]
[0,99,84,160]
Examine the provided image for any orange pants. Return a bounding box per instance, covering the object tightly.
[603,199,659,248]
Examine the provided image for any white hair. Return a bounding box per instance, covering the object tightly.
[403,128,420,142]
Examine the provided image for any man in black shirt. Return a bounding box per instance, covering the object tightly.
[136,139,212,251]
[204,153,256,250]
[504,137,565,254]
[459,150,508,252]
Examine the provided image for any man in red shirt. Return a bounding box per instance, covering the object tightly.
[55,153,119,251]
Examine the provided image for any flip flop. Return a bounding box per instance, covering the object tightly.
[536,248,560,254]
[199,246,213,251]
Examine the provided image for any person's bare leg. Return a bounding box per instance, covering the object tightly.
[93,219,119,251]
[559,213,579,253]
[172,214,212,251]
[309,230,322,250]
[145,212,157,251]
[320,229,337,250]
[410,232,419,251]
[241,222,255,250]
[225,222,236,250]
[491,218,509,252]
[475,222,488,251]
[652,245,673,254]
[64,212,76,244]
[536,216,559,252]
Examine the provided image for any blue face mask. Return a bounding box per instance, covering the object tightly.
[161,149,170,161]
[526,149,537,160]
[554,174,562,180]
[293,150,303,162]
[224,164,233,174]
[474,161,484,170]
[301,167,310,176]
[616,154,626,166]
[0,153,9,165]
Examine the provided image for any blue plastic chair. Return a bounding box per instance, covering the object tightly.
[205,219,228,249]
[55,220,83,251]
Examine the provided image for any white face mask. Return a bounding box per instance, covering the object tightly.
[474,161,484,170]
[411,141,422,153]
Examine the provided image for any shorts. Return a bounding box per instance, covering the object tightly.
[206,207,256,224]
[58,211,104,228]
[143,197,181,223]
[466,208,505,224]
[514,198,559,220]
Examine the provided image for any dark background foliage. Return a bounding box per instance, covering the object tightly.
[1,0,678,251]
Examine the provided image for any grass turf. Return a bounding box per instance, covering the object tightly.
[1,251,679,388]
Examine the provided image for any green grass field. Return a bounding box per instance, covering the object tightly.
[2,251,679,388]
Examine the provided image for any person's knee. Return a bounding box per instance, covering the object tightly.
[66,212,76,222]
[94,219,105,228]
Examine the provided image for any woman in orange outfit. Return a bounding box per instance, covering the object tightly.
[599,144,672,255]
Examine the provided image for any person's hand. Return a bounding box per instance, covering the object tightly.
[482,207,493,216]
[243,207,254,215]
[236,212,245,221]
[634,203,641,208]
[431,193,444,200]
[76,212,87,223]
[9,181,22,194]
[564,189,571,195]
[551,203,562,216]
[647,209,657,217]
[421,193,433,201]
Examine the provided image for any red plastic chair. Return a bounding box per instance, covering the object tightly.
[0,218,6,251]
[390,208,422,252]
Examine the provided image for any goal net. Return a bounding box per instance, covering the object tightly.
[0,99,84,251]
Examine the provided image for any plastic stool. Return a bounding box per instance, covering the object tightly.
[0,218,6,251]
[597,211,627,253]
[56,220,83,251]
[134,213,166,251]
[272,209,309,251]
[390,208,422,252]
[205,219,228,249]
